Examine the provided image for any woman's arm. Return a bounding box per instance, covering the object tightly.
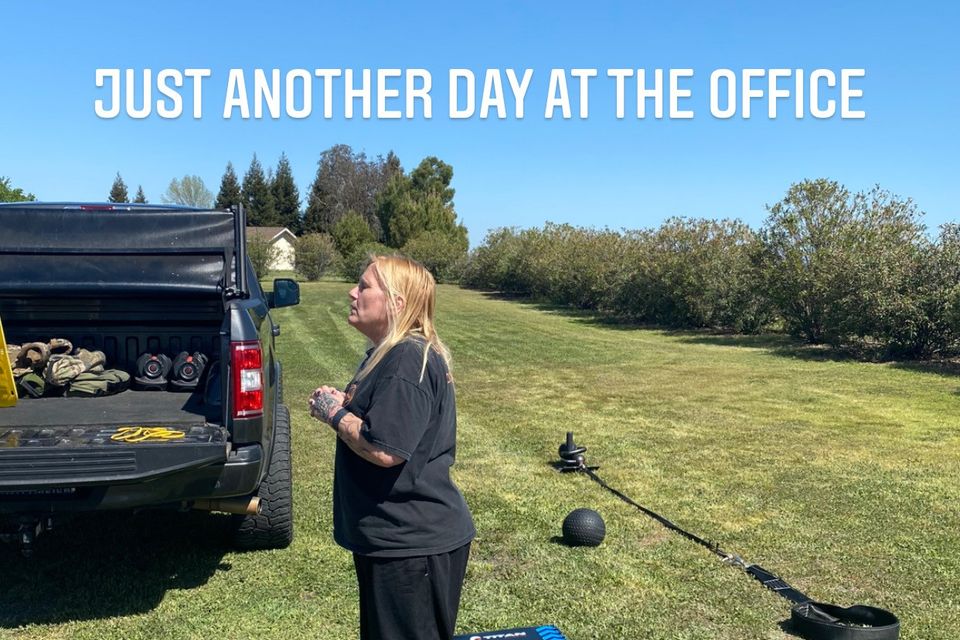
[309,387,404,468]
[335,412,405,468]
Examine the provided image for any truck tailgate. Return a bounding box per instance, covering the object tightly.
[0,393,227,488]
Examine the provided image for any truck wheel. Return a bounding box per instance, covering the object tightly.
[232,404,294,550]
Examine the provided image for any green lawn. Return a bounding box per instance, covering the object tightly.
[2,282,959,639]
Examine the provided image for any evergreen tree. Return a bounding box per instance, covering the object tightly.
[134,185,147,203]
[376,173,412,247]
[108,172,129,203]
[410,156,455,206]
[302,166,330,235]
[377,156,465,249]
[384,150,403,180]
[332,210,375,258]
[215,162,242,210]
[241,154,277,226]
[272,153,301,233]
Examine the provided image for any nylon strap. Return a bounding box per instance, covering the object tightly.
[579,466,812,605]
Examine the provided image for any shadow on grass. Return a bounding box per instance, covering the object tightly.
[477,291,960,378]
[777,619,806,638]
[0,509,234,628]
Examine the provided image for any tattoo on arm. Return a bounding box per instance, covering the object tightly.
[313,392,340,423]
[336,414,404,467]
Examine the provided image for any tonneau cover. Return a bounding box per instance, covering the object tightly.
[0,204,236,296]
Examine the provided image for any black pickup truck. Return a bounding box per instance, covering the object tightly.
[0,203,299,555]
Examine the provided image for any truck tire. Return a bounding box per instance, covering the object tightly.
[232,404,294,550]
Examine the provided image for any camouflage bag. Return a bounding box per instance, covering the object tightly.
[14,342,51,377]
[17,372,45,398]
[6,344,20,370]
[48,338,73,356]
[65,369,131,398]
[44,354,86,387]
[74,348,106,374]
[43,346,108,387]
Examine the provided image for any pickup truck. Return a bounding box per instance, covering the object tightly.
[0,203,299,556]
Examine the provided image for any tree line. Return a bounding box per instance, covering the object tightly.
[0,176,36,202]
[95,146,468,283]
[280,146,468,283]
[3,144,470,284]
[461,178,960,361]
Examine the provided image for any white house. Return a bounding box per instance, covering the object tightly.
[247,227,297,271]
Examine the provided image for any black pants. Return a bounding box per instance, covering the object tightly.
[353,543,470,640]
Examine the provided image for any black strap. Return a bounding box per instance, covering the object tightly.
[582,466,726,554]
[575,464,900,639]
[580,466,812,603]
[745,564,812,604]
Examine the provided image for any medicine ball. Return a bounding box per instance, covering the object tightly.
[562,508,606,547]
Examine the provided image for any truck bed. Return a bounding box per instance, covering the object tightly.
[0,391,218,430]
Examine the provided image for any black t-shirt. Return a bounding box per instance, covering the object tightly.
[333,338,476,557]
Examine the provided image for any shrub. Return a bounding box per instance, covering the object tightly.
[332,211,376,258]
[338,242,392,281]
[883,224,960,359]
[462,220,769,331]
[756,179,859,344]
[527,223,627,310]
[461,228,534,293]
[247,235,279,280]
[758,180,928,352]
[402,230,468,283]
[295,233,339,281]
[650,218,770,331]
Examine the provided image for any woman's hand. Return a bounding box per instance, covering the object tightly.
[308,386,345,424]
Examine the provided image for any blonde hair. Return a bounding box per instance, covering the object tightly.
[356,254,451,382]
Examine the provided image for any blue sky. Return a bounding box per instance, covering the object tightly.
[1,2,956,246]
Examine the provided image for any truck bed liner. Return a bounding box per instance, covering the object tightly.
[0,391,220,429]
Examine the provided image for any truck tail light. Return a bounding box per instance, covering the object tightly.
[231,340,263,418]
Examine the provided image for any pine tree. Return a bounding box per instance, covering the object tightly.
[384,150,402,180]
[302,160,331,235]
[241,154,277,226]
[108,172,129,203]
[215,162,242,210]
[272,153,301,233]
[378,157,465,248]
[134,185,147,203]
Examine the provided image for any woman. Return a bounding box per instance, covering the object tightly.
[309,255,475,640]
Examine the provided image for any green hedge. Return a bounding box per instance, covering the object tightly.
[461,179,960,359]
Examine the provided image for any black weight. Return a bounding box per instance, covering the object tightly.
[170,351,209,390]
[562,508,606,547]
[134,353,172,391]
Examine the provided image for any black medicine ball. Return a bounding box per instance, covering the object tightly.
[562,508,606,547]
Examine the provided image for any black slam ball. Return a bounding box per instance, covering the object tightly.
[562,508,606,547]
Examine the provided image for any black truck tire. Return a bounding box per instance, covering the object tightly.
[232,404,294,550]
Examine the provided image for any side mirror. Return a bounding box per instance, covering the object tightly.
[269,278,300,308]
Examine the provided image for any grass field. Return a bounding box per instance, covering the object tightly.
[2,280,959,639]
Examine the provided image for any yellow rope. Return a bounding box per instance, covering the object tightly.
[110,426,186,442]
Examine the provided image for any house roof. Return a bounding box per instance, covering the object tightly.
[247,226,295,243]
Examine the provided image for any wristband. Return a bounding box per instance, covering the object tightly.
[331,407,350,432]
